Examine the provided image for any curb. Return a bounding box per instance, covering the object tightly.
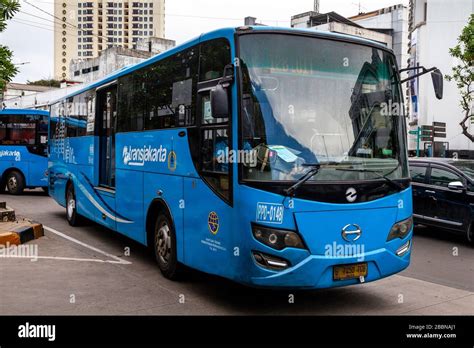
[0,220,44,246]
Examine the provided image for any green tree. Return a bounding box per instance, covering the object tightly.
[446,14,474,142]
[0,0,20,92]
[27,79,61,88]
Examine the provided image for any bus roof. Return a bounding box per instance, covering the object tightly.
[0,108,49,116]
[53,26,394,104]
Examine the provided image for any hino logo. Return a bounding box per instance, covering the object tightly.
[122,145,167,167]
[341,224,362,242]
[345,187,357,203]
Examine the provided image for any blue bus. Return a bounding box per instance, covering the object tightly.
[48,27,443,289]
[0,108,49,195]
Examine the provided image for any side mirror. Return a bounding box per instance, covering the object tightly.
[431,69,444,100]
[448,181,465,191]
[210,84,229,118]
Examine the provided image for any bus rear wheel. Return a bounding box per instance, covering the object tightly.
[154,213,182,280]
[6,171,24,195]
[66,184,83,226]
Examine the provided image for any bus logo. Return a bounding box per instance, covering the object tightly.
[345,187,358,203]
[168,151,177,171]
[208,212,219,235]
[341,224,362,243]
[122,145,167,167]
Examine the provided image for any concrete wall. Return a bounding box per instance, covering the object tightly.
[352,6,410,71]
[409,0,473,152]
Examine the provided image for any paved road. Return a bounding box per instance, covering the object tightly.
[1,190,473,315]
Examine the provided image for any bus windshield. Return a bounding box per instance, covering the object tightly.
[239,33,408,183]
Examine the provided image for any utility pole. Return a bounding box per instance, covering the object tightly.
[314,0,320,13]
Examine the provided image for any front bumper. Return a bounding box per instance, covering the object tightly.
[248,238,412,289]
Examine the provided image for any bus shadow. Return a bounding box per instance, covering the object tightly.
[178,271,389,315]
[0,189,49,197]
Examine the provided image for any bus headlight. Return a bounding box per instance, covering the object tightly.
[387,217,413,241]
[252,224,305,250]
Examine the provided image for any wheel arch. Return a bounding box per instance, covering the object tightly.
[0,167,28,188]
[145,198,175,249]
[2,167,26,185]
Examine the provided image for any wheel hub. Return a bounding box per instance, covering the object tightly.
[8,177,17,191]
[156,222,171,265]
[67,195,75,218]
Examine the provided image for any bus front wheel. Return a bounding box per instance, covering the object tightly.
[6,171,25,195]
[66,184,83,226]
[154,213,182,280]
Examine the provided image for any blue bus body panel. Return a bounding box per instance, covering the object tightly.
[233,185,413,288]
[0,109,49,116]
[0,109,48,188]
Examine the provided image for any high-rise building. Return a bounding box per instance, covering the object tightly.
[54,0,165,80]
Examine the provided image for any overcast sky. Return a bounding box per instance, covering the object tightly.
[0,0,408,83]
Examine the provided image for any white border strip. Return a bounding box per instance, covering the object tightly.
[43,226,132,265]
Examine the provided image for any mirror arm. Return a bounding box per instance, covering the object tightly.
[218,63,235,88]
[399,66,438,84]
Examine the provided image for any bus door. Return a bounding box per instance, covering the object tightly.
[183,87,233,275]
[183,38,234,276]
[95,84,117,230]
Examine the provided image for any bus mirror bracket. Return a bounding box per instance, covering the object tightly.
[399,66,444,100]
[210,64,234,118]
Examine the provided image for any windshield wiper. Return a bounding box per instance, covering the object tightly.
[284,162,340,197]
[335,167,404,191]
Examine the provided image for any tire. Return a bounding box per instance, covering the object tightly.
[42,187,49,194]
[467,223,473,245]
[6,171,24,195]
[154,212,182,280]
[66,184,83,226]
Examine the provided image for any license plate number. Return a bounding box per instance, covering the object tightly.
[333,263,368,281]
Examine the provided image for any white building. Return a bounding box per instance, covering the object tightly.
[349,5,410,74]
[291,5,409,73]
[408,0,473,156]
[70,37,174,83]
[2,83,58,103]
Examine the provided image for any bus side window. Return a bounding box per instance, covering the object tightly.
[196,38,232,202]
[200,39,231,82]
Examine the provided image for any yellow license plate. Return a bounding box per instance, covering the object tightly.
[333,263,368,281]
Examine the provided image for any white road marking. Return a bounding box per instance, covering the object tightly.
[1,255,127,264]
[41,225,132,265]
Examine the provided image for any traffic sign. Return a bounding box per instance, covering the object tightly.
[421,125,433,141]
